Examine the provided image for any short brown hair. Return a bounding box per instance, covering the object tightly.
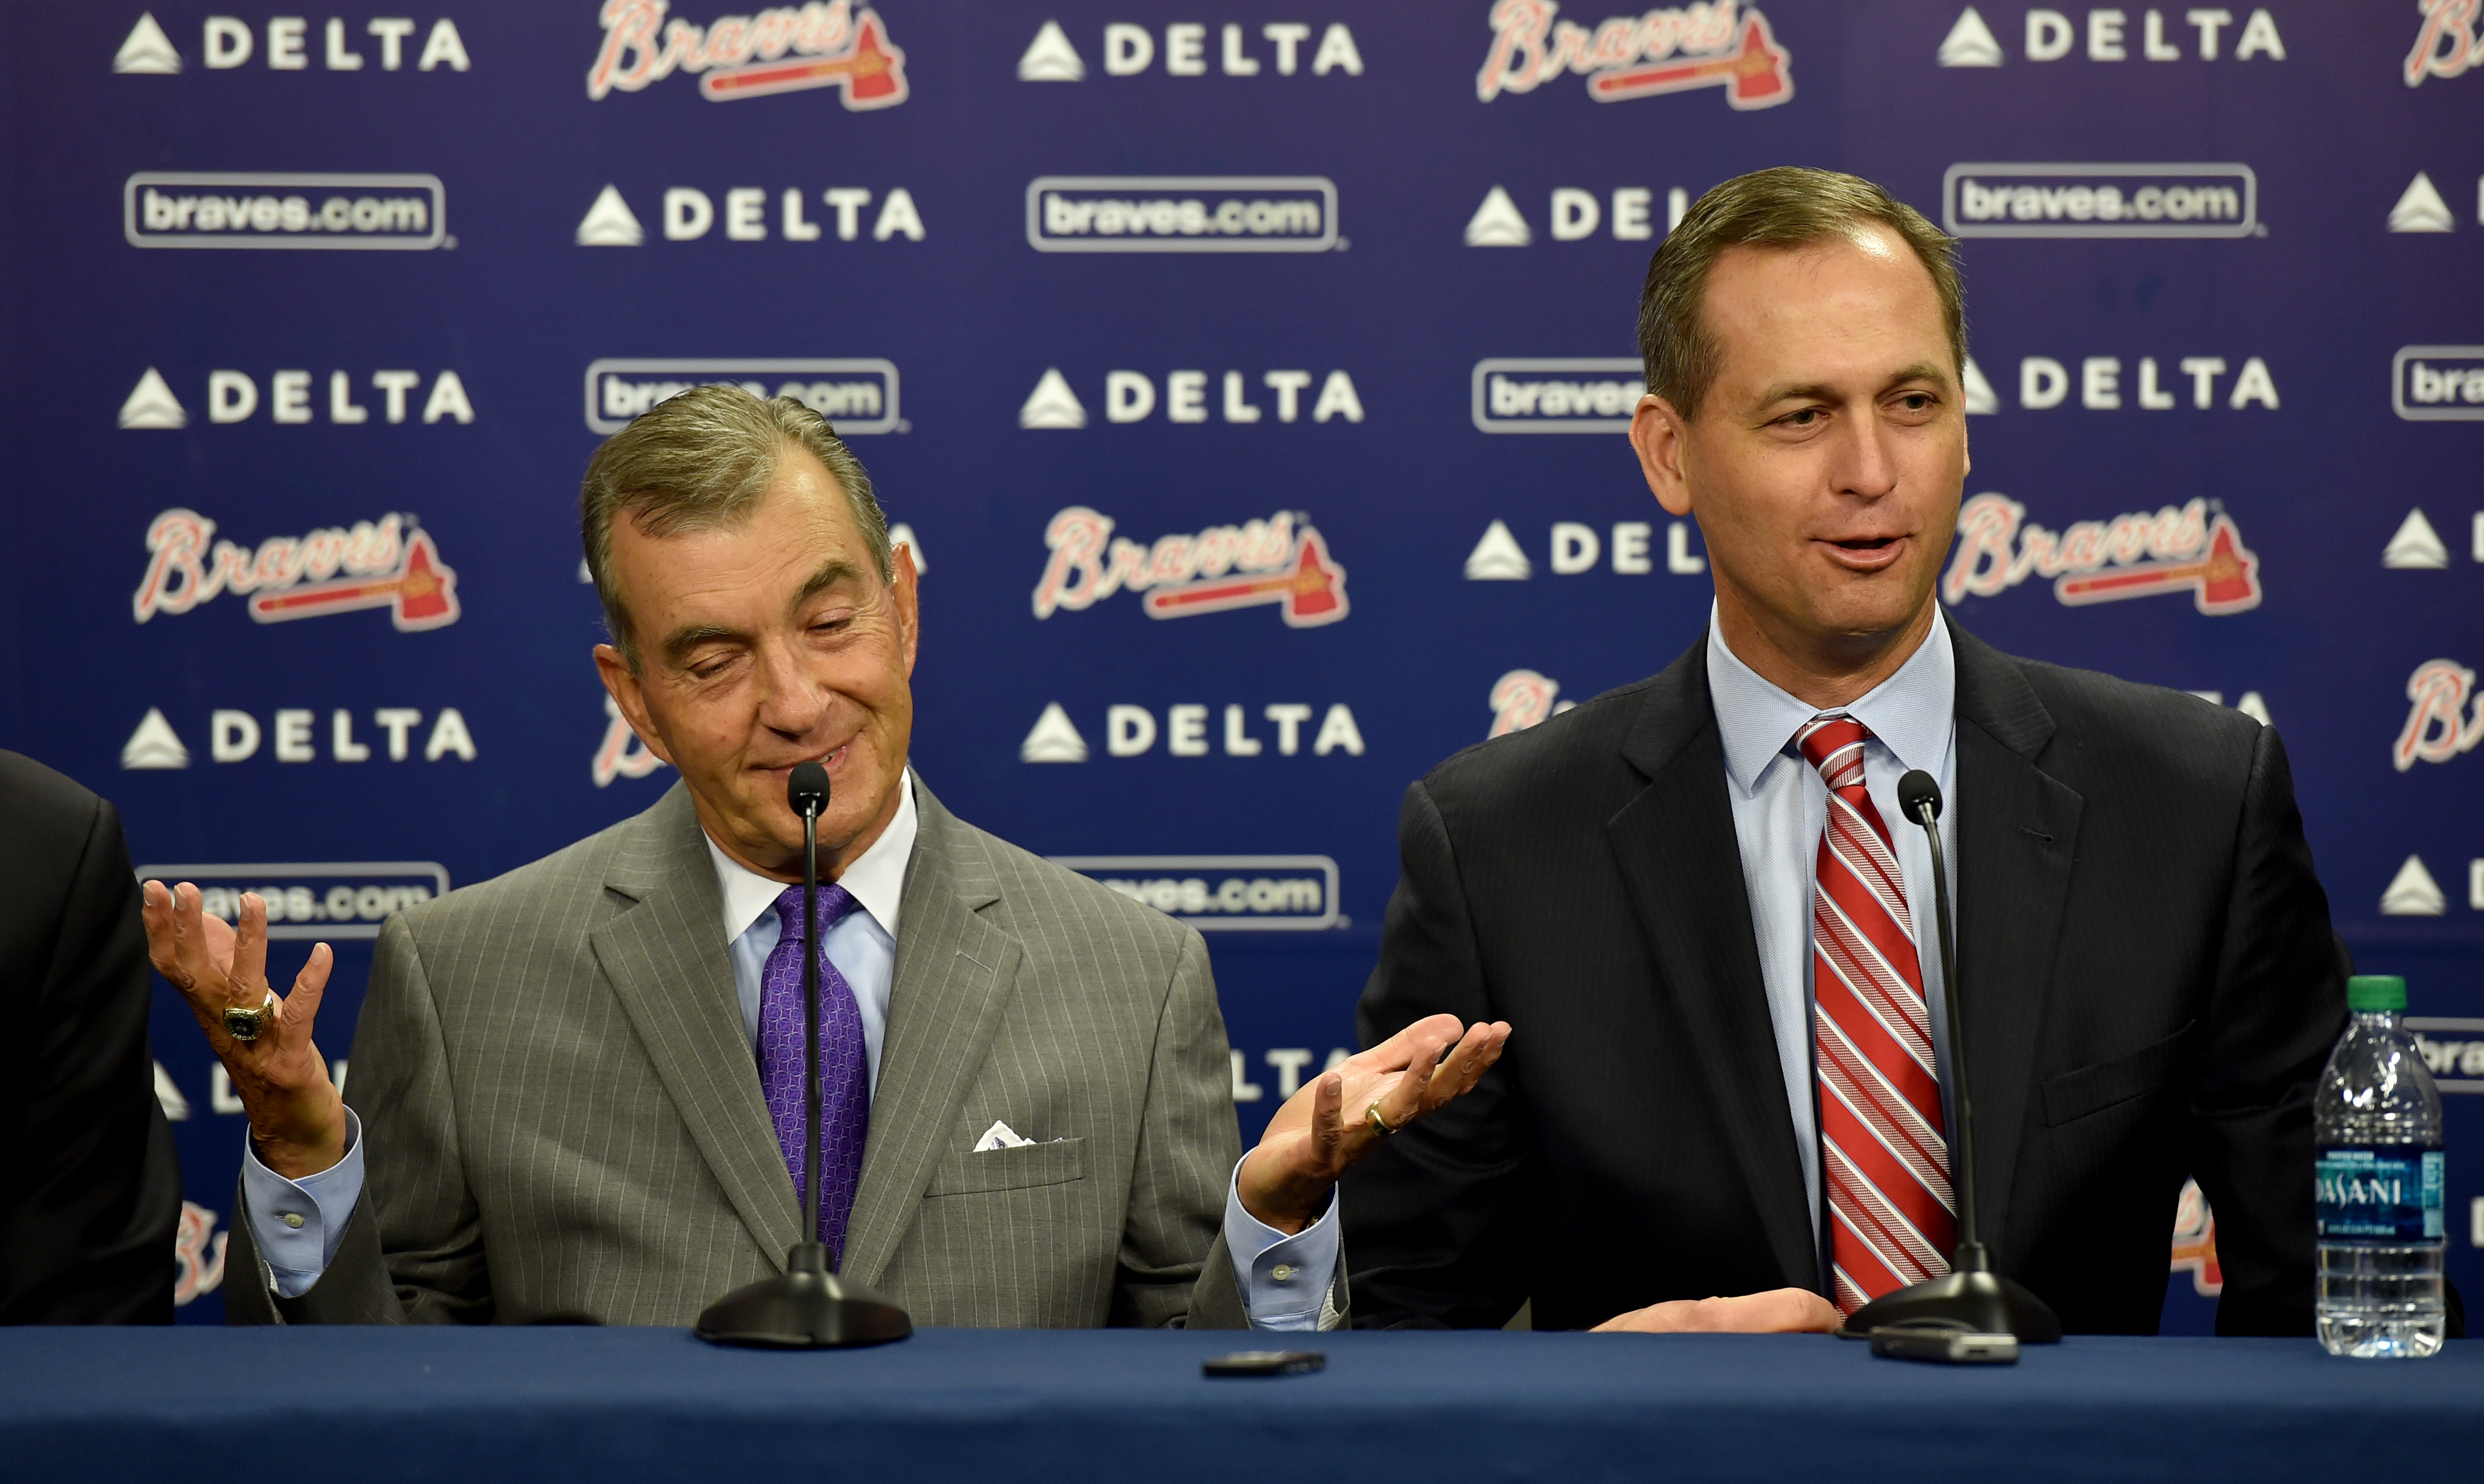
[580,383,890,672]
[1637,166,1966,421]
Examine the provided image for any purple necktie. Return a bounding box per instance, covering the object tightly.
[756,883,869,1261]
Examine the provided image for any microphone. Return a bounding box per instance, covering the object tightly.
[1840,769,2061,1352]
[789,761,829,1295]
[694,761,911,1349]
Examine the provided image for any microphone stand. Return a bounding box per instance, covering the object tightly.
[695,762,911,1348]
[1838,770,2060,1347]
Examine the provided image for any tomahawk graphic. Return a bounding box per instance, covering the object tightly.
[2053,515,2262,615]
[248,529,461,631]
[1143,530,1349,628]
[699,10,909,107]
[1589,12,1793,108]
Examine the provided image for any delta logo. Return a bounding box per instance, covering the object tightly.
[2378,854,2481,916]
[112,12,471,75]
[133,509,460,631]
[1934,6,2284,67]
[1033,507,1347,628]
[2396,659,2484,772]
[2406,0,2483,87]
[1943,493,2263,615]
[1475,0,1792,109]
[588,0,908,107]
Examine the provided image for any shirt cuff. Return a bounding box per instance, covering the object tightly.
[239,1109,364,1299]
[1223,1156,1342,1331]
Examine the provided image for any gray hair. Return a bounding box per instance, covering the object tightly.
[1638,166,1967,423]
[580,383,890,672]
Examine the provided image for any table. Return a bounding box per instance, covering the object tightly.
[3,1328,2478,1482]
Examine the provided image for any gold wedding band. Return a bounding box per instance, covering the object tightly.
[1366,1101,1397,1137]
[223,991,279,1044]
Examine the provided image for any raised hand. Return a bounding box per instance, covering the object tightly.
[141,881,348,1178]
[1236,1012,1512,1234]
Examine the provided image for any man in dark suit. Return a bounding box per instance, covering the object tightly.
[1342,167,2346,1336]
[0,751,181,1322]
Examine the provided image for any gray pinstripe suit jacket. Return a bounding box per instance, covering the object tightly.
[226,778,1258,1329]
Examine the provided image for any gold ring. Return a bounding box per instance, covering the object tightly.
[1366,1101,1397,1137]
[223,991,278,1044]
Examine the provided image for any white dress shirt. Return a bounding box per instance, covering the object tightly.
[240,771,1336,1326]
[1704,611,1960,1243]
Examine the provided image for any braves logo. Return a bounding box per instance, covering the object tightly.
[133,509,460,631]
[593,695,670,788]
[589,0,910,108]
[1487,669,1567,738]
[2406,0,2482,86]
[173,1201,229,1306]
[1944,494,2263,616]
[1476,0,1792,108]
[2395,659,2484,771]
[1034,507,1349,628]
[2168,1178,2223,1297]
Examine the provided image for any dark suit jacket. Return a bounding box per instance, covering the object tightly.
[1344,620,2348,1336]
[0,751,180,1322]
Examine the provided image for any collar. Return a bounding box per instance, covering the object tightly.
[1705,604,1957,795]
[706,770,919,944]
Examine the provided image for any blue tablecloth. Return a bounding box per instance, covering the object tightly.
[3,1327,2478,1483]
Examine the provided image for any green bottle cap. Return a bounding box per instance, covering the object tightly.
[2347,975,2407,1012]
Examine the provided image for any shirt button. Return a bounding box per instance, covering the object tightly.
[1270,1264,1294,1281]
[281,1212,306,1229]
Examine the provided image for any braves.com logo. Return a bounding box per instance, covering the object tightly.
[2406,0,2483,86]
[1034,507,1348,628]
[1943,494,2262,615]
[1476,0,1792,108]
[589,0,909,107]
[133,509,460,630]
[2396,659,2484,771]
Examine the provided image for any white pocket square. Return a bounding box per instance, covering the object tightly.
[974,1120,1035,1152]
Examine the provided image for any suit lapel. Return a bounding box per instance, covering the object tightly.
[589,783,801,1270]
[1946,620,2083,1260]
[1609,638,1821,1289]
[837,781,1024,1288]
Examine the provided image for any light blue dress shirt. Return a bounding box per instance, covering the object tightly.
[240,773,1336,1327]
[1704,611,1960,1242]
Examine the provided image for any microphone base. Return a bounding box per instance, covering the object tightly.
[694,1243,913,1350]
[1836,1265,2063,1344]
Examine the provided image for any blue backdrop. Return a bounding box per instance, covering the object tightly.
[4,0,2478,1328]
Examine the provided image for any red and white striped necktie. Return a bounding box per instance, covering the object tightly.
[1796,714,1955,1314]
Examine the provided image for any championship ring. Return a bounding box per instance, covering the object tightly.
[223,991,278,1044]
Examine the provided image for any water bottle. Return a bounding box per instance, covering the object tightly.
[2313,974,2445,1359]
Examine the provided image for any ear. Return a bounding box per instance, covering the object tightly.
[594,644,675,768]
[890,541,919,678]
[1630,394,1695,518]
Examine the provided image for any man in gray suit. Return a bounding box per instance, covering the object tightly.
[145,386,1508,1328]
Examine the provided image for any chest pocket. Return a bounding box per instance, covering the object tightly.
[925,1136,1086,1196]
[2040,1021,2196,1127]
